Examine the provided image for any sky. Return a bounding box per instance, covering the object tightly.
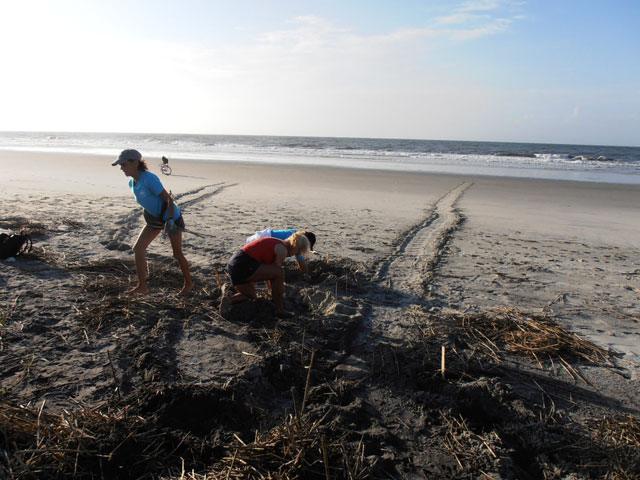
[0,0,638,146]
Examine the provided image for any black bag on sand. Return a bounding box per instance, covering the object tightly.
[0,233,33,259]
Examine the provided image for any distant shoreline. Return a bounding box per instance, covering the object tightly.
[2,146,640,186]
[1,129,640,149]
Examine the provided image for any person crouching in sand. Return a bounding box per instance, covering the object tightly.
[113,149,193,296]
[221,232,310,318]
[245,228,316,273]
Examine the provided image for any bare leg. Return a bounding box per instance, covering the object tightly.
[233,282,256,303]
[219,281,255,317]
[235,264,287,314]
[129,226,161,295]
[169,230,194,296]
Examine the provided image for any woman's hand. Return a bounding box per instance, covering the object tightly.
[160,189,176,219]
[165,218,179,236]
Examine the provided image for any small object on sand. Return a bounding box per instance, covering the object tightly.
[214,269,223,286]
[441,346,446,379]
[219,296,231,318]
[301,350,315,415]
[219,283,232,318]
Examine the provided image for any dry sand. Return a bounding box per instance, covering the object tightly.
[1,150,639,479]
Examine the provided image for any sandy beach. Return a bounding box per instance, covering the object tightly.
[1,150,639,478]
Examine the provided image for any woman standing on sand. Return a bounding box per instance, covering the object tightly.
[221,232,310,318]
[113,149,193,296]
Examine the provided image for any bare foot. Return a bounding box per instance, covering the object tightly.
[127,285,149,295]
[177,281,194,297]
[219,295,232,318]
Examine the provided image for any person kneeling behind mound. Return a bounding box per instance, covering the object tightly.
[245,228,316,273]
[221,232,310,318]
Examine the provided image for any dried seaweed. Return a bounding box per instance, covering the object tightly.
[584,413,640,478]
[0,400,146,479]
[188,412,371,480]
[452,306,615,367]
[0,217,48,237]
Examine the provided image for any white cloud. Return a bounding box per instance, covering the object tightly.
[450,18,513,40]
[0,4,527,136]
[435,0,520,40]
[459,0,504,12]
[437,13,491,25]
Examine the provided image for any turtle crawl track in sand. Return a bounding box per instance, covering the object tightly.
[336,182,472,375]
[376,181,471,296]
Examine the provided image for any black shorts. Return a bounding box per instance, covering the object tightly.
[143,210,185,230]
[226,250,261,285]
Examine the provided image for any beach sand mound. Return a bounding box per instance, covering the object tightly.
[1,246,639,479]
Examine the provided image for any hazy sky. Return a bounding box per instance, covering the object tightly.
[0,0,638,146]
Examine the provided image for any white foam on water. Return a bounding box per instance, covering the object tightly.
[1,132,639,184]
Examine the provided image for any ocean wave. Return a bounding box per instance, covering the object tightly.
[569,154,612,162]
[494,151,538,159]
[1,131,638,184]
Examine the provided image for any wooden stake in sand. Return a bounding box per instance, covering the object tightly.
[301,350,315,415]
[441,346,446,379]
[291,387,300,420]
[322,435,331,480]
[107,350,121,400]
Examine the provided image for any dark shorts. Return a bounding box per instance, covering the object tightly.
[226,250,261,285]
[143,210,185,230]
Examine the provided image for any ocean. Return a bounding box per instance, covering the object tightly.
[1,131,639,185]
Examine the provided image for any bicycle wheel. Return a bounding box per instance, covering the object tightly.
[161,165,172,175]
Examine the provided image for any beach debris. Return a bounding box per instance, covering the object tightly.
[0,400,146,479]
[201,407,372,479]
[0,217,48,237]
[588,413,640,472]
[449,306,616,368]
[60,218,84,229]
[0,215,83,237]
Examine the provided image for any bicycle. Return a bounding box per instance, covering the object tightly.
[160,156,172,175]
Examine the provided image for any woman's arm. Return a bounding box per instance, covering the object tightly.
[273,243,288,267]
[296,258,309,273]
[159,190,175,219]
